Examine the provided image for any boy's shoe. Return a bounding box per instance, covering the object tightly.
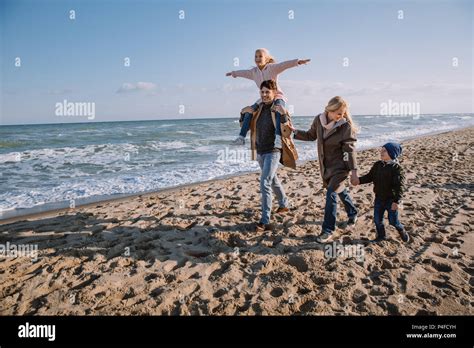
[316,232,333,243]
[231,136,245,145]
[398,230,410,243]
[347,215,358,227]
[256,223,273,232]
[275,207,289,214]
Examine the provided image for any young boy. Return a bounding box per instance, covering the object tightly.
[355,142,410,243]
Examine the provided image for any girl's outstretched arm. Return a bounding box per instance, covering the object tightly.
[271,58,311,75]
[225,69,253,80]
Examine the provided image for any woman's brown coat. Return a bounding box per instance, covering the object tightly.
[295,113,357,191]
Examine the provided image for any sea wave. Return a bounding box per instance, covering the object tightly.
[1,115,473,214]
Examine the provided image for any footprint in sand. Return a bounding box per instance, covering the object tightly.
[352,288,367,304]
[286,255,309,273]
[270,287,284,298]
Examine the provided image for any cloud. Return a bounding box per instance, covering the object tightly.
[116,82,157,93]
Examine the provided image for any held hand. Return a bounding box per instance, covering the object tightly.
[272,105,287,115]
[241,106,254,114]
[350,172,359,186]
[391,202,398,211]
[298,59,311,65]
[226,72,234,77]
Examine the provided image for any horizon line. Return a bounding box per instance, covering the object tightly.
[1,112,473,127]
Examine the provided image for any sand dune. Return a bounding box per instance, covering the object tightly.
[0,128,473,315]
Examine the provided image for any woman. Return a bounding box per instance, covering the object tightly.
[277,96,359,242]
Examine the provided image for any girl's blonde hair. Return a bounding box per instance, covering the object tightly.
[256,48,276,66]
[325,96,359,133]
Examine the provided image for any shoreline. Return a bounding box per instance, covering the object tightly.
[2,125,473,225]
[0,173,253,225]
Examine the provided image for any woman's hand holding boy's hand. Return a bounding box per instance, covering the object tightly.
[350,171,359,186]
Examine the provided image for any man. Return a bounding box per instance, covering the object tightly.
[246,80,297,232]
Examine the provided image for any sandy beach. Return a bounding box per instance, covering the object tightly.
[0,127,472,315]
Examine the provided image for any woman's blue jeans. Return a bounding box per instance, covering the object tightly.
[321,186,358,234]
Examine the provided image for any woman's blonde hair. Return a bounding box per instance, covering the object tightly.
[325,96,359,133]
[256,48,276,66]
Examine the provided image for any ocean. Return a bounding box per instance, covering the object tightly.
[1,113,473,219]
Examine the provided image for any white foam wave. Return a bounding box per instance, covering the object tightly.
[2,115,474,213]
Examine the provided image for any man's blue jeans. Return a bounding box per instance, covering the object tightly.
[321,186,358,234]
[257,151,288,225]
[373,198,404,238]
[240,99,286,138]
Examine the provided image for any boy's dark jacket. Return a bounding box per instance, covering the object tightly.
[359,160,405,203]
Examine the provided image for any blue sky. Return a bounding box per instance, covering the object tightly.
[1,0,472,125]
